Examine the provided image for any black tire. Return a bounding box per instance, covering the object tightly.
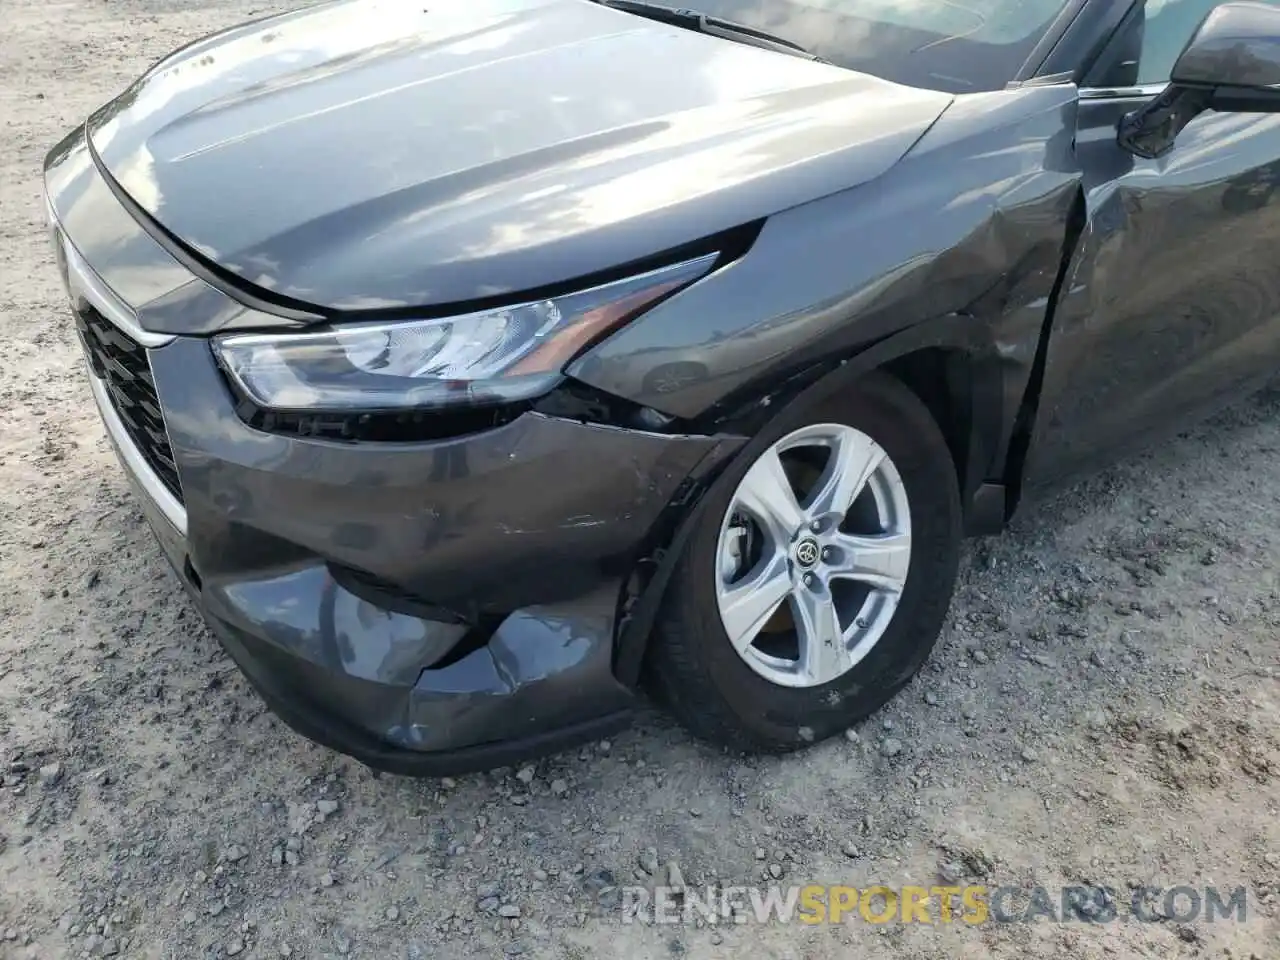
[646,370,962,753]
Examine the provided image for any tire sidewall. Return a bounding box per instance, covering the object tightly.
[671,372,961,746]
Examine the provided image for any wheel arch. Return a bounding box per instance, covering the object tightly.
[693,314,1010,532]
[613,313,1009,687]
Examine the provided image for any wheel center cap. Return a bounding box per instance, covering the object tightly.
[794,538,821,568]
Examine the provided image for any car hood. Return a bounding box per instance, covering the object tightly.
[87,0,952,313]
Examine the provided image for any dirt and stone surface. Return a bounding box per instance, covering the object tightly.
[2,1,1279,957]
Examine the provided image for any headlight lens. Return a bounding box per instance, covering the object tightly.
[213,255,715,412]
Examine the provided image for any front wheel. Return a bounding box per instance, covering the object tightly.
[647,371,962,752]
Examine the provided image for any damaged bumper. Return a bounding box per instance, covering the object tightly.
[94,335,737,773]
[48,132,742,773]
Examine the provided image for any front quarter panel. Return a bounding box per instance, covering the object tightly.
[569,84,1084,475]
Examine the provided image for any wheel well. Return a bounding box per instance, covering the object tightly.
[881,348,972,489]
[614,344,992,689]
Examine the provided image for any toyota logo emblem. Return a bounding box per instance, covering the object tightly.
[795,538,820,568]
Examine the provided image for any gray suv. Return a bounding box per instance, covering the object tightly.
[44,0,1280,772]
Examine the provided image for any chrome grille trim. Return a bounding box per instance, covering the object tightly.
[50,217,189,535]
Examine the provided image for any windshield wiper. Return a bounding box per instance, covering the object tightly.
[586,0,831,64]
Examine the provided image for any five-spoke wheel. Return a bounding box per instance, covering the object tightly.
[714,423,912,688]
[648,371,962,753]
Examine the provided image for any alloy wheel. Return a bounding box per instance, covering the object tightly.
[713,422,912,688]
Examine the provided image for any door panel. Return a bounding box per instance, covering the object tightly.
[1025,95,1280,487]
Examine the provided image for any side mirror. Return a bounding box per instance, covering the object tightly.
[1118,1,1280,159]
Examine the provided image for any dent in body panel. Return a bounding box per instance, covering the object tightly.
[200,565,633,754]
[571,85,1084,487]
[394,587,630,752]
[202,565,470,684]
[1026,102,1280,488]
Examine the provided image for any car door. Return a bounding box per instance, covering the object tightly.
[1024,0,1280,487]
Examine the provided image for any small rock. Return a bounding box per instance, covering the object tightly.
[924,691,939,706]
[767,863,784,880]
[938,861,965,884]
[843,728,859,743]
[549,779,569,796]
[181,912,197,925]
[226,939,245,957]
[498,904,521,919]
[279,945,293,958]
[386,906,400,922]
[880,738,903,758]
[1020,748,1039,763]
[515,766,535,785]
[224,845,248,863]
[476,881,501,899]
[840,841,859,858]
[970,648,990,665]
[38,763,63,786]
[316,799,340,817]
[320,872,335,887]
[439,777,457,789]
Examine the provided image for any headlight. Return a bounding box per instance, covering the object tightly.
[213,255,715,412]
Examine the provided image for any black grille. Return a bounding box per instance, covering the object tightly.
[77,307,183,503]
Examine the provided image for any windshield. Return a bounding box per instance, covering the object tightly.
[649,0,1071,93]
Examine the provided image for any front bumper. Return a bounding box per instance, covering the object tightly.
[49,133,740,775]
[82,302,735,774]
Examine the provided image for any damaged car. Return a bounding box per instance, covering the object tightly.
[43,0,1280,772]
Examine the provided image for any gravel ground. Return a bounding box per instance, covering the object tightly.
[2,2,1280,958]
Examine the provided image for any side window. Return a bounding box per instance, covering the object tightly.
[1087,0,1279,87]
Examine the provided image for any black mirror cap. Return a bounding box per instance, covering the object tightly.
[1172,1,1280,93]
[1119,0,1280,159]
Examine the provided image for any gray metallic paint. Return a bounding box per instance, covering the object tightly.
[1172,0,1280,89]
[140,335,741,764]
[83,0,952,312]
[42,0,1280,772]
[149,337,740,615]
[1027,94,1280,486]
[573,84,1083,480]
